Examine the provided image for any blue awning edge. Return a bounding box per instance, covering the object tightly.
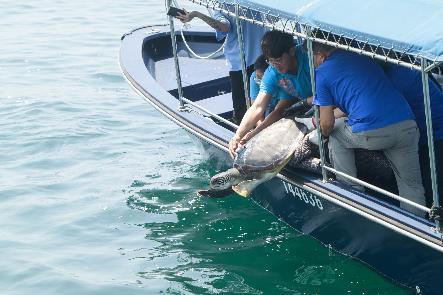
[193,0,443,66]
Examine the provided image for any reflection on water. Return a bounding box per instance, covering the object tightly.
[125,160,408,294]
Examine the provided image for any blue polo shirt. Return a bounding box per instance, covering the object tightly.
[250,71,281,117]
[385,64,443,144]
[259,45,312,101]
[313,50,414,133]
[213,9,267,71]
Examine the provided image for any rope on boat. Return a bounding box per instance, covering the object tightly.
[180,23,226,59]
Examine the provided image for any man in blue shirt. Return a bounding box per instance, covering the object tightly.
[229,31,313,156]
[178,7,267,124]
[385,64,443,207]
[313,43,426,215]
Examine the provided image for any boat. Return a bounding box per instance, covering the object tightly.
[119,0,443,293]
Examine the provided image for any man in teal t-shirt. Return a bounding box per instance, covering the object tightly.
[229,31,313,157]
[259,44,312,102]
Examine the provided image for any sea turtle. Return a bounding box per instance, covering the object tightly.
[199,116,397,198]
[198,118,309,198]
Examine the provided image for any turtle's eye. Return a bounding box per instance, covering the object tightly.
[211,177,226,187]
[219,176,232,187]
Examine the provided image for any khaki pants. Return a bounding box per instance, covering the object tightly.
[329,119,426,216]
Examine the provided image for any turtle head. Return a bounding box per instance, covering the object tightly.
[210,168,242,190]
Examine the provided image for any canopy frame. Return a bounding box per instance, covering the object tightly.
[188,0,442,73]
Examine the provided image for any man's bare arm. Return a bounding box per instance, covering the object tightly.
[334,108,347,118]
[196,12,230,32]
[319,105,335,136]
[236,93,272,137]
[228,92,272,156]
[177,11,229,32]
[240,99,293,143]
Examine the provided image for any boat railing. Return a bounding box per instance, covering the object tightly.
[181,96,239,129]
[167,0,442,230]
[167,0,185,109]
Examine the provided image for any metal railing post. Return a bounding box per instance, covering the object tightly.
[234,3,251,109]
[421,58,441,231]
[167,0,185,109]
[306,28,328,182]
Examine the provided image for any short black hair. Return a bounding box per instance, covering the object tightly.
[261,30,294,59]
[311,29,336,53]
[254,55,268,72]
[312,42,334,54]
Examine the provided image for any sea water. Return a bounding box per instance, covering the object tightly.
[0,0,410,294]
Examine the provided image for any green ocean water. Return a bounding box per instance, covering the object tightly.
[0,0,411,294]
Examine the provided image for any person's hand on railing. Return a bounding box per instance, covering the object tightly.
[229,129,256,158]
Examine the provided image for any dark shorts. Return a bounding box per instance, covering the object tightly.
[229,65,254,122]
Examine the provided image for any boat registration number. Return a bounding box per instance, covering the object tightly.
[282,181,324,210]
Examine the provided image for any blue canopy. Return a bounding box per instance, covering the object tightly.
[218,0,443,63]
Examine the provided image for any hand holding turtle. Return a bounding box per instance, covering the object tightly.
[239,130,255,144]
[229,136,241,158]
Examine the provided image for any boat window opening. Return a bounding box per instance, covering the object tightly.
[181,0,443,229]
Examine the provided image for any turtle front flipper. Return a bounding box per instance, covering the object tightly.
[232,179,260,197]
[232,171,277,197]
[198,187,235,198]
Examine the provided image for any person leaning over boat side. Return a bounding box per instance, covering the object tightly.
[177,8,267,124]
[249,54,279,126]
[229,31,313,156]
[312,43,426,216]
[385,64,443,208]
